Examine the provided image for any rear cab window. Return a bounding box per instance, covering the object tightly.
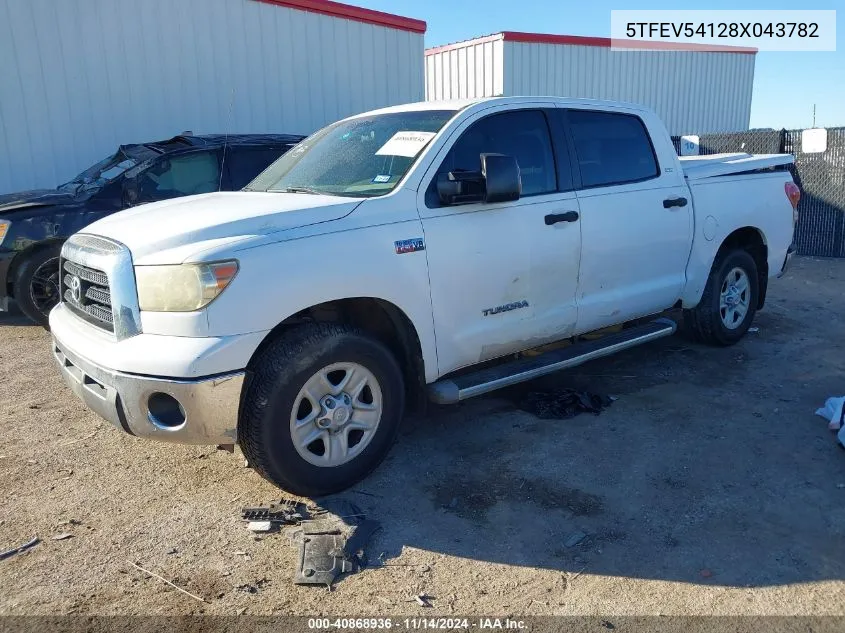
[565,110,660,188]
[227,146,289,190]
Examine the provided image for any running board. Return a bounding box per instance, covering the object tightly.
[428,318,677,404]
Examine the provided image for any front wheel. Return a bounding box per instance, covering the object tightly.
[239,323,405,496]
[683,248,759,346]
[13,245,63,328]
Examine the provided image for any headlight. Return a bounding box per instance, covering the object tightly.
[135,261,238,312]
[0,220,10,247]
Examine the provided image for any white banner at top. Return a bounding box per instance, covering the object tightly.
[610,10,836,52]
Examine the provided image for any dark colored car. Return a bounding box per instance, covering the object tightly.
[0,133,304,325]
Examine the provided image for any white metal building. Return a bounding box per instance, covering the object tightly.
[424,32,756,136]
[0,0,426,194]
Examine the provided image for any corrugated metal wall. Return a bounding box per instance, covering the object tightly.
[424,35,755,136]
[0,0,424,194]
[504,42,754,136]
[424,37,504,100]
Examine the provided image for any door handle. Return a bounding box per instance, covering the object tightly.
[544,211,579,225]
[663,197,688,209]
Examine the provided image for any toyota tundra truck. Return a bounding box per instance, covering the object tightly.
[48,97,799,496]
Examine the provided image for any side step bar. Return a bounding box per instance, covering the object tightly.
[428,318,677,404]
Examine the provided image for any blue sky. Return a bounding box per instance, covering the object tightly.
[356,0,843,130]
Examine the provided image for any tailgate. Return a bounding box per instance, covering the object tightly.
[680,153,794,180]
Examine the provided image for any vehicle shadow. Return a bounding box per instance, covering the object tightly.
[0,301,35,327]
[331,308,845,588]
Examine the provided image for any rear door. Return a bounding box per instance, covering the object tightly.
[417,106,582,375]
[559,108,692,333]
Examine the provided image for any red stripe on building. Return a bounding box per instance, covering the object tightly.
[503,31,757,54]
[253,0,426,33]
[426,31,757,55]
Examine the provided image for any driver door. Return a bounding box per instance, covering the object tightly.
[417,107,582,376]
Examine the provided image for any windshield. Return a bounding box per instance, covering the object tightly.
[59,151,138,192]
[245,110,456,197]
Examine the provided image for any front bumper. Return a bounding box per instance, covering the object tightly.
[778,245,797,278]
[52,336,245,445]
[0,249,14,311]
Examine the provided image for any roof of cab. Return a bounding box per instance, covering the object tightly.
[353,96,652,118]
[147,133,305,152]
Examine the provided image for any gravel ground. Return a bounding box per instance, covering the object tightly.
[1,256,844,617]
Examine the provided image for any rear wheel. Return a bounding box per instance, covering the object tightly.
[239,323,404,496]
[684,248,758,346]
[14,245,63,328]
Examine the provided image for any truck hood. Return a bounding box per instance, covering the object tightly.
[0,188,85,214]
[80,191,362,263]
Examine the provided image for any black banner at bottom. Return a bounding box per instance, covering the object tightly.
[1,617,844,633]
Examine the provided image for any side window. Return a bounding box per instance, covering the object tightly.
[566,110,659,188]
[226,146,289,190]
[428,110,556,206]
[137,151,220,201]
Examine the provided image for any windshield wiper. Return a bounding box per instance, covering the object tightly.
[284,186,323,195]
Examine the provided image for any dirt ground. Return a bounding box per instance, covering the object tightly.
[1,256,844,617]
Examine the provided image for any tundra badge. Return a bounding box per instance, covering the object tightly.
[394,238,425,254]
[483,300,529,316]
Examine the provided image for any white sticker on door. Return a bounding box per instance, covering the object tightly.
[375,131,436,157]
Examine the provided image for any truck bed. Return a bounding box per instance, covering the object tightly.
[680,153,794,180]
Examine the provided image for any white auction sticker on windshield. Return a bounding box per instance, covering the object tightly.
[375,131,436,157]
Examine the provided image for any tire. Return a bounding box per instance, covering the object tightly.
[683,248,759,346]
[239,322,405,496]
[13,244,63,328]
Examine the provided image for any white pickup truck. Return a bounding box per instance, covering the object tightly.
[49,97,799,495]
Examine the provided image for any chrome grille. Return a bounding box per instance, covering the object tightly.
[63,260,108,286]
[84,286,111,305]
[67,234,122,253]
[61,259,113,331]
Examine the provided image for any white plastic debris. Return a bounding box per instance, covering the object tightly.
[247,521,272,532]
[815,397,845,430]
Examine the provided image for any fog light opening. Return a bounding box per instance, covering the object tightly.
[147,392,186,429]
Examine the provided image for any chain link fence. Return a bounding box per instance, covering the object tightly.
[671,128,845,257]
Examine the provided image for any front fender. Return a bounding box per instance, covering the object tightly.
[2,204,115,300]
[204,219,438,383]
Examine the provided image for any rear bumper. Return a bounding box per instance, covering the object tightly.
[778,245,796,278]
[52,336,245,445]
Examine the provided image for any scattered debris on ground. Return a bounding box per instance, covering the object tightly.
[236,578,270,594]
[518,387,614,419]
[127,560,207,603]
[246,521,273,533]
[415,594,433,607]
[293,499,380,588]
[242,499,309,524]
[816,397,845,430]
[0,537,39,561]
[815,396,845,448]
[238,497,381,588]
[51,533,73,541]
[241,499,310,533]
